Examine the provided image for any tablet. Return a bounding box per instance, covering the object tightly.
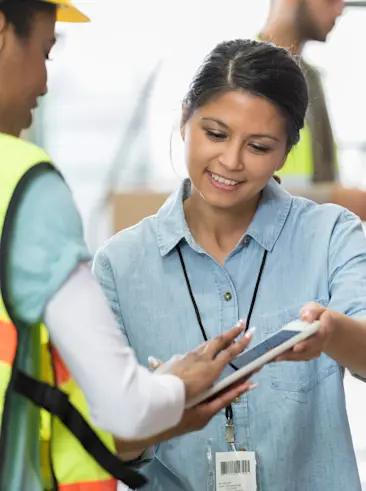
[185,319,321,408]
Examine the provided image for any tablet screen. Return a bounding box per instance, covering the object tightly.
[233,329,301,370]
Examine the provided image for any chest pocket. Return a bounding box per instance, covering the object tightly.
[258,300,339,399]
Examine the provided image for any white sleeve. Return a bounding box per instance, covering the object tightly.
[44,262,185,440]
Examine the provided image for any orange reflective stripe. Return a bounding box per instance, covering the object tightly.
[59,478,117,491]
[50,345,71,385]
[0,319,17,365]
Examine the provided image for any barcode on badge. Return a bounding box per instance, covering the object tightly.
[220,460,251,475]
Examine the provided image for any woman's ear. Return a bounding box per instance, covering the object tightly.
[276,152,287,172]
[273,152,287,184]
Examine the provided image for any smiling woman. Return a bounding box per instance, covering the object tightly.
[183,91,288,217]
[179,39,307,261]
[94,38,366,491]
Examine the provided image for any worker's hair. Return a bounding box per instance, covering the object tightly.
[182,39,308,153]
[0,0,56,39]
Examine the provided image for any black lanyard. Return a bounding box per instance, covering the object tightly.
[176,244,267,421]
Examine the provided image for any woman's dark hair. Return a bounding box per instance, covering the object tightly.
[0,0,56,39]
[182,39,308,152]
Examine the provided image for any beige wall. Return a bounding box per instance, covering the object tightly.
[112,192,169,232]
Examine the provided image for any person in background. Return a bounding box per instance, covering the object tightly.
[260,0,366,219]
[94,38,366,491]
[0,1,256,490]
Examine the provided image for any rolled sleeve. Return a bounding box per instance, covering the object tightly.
[327,210,366,381]
[328,210,366,318]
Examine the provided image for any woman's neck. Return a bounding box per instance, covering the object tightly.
[184,190,260,264]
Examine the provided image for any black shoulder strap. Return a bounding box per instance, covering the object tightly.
[12,370,147,489]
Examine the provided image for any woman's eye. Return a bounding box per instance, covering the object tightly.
[250,144,270,153]
[205,130,226,141]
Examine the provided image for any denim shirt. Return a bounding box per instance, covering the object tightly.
[93,178,366,491]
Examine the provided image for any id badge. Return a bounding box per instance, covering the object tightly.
[215,451,256,491]
[205,438,257,491]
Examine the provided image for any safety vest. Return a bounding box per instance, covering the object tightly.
[0,134,146,490]
[277,123,313,187]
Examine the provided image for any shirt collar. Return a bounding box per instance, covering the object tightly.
[246,178,293,251]
[156,178,293,256]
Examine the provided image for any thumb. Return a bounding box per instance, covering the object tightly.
[300,302,326,322]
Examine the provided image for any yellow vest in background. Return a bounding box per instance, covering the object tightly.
[278,123,313,187]
[0,134,118,490]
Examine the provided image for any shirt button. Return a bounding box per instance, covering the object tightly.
[224,292,232,302]
[242,236,250,246]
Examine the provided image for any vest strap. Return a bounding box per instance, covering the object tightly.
[12,370,147,490]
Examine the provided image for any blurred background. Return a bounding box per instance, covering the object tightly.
[27,0,366,486]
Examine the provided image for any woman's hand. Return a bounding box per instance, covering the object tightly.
[115,323,258,460]
[115,375,257,459]
[152,321,255,404]
[276,302,335,362]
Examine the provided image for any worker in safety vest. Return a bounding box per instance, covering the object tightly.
[260,0,366,220]
[0,1,255,490]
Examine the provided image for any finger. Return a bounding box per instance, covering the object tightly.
[203,322,246,359]
[292,335,320,354]
[192,341,209,354]
[292,327,328,353]
[148,356,163,371]
[213,328,255,369]
[300,302,325,322]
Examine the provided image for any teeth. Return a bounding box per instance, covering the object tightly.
[210,172,239,186]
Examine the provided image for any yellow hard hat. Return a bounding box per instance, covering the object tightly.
[43,0,90,23]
